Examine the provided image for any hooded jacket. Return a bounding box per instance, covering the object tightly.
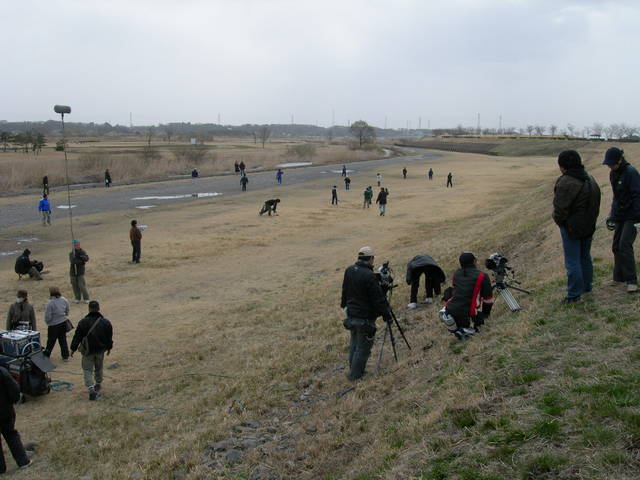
[405,255,446,285]
[553,167,601,239]
[609,161,640,222]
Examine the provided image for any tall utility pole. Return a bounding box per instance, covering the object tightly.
[477,113,481,134]
[418,117,422,129]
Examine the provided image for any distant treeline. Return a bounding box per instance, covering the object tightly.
[0,120,428,141]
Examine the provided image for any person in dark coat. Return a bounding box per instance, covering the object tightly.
[441,253,494,339]
[104,169,112,187]
[331,186,338,205]
[14,250,43,280]
[259,199,280,216]
[70,301,113,401]
[341,165,347,177]
[553,150,601,303]
[446,172,453,187]
[42,175,49,196]
[402,167,407,179]
[69,240,90,303]
[341,246,391,381]
[428,168,433,181]
[6,290,36,331]
[234,161,240,174]
[603,147,640,293]
[344,176,351,190]
[376,187,388,216]
[129,220,142,264]
[405,255,446,308]
[0,366,31,472]
[239,161,246,176]
[240,174,249,191]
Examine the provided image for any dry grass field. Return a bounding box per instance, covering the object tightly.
[0,140,384,192]
[0,144,639,479]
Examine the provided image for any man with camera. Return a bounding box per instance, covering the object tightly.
[441,253,493,339]
[602,147,640,293]
[553,150,601,303]
[341,246,391,381]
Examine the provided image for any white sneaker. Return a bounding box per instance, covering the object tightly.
[407,303,417,309]
[627,284,638,294]
[425,297,434,304]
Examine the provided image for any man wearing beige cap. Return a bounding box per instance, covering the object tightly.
[341,246,391,381]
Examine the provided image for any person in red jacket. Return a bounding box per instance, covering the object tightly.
[129,220,142,264]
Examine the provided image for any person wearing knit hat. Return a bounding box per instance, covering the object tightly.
[553,150,601,303]
[341,246,391,380]
[603,147,640,293]
[441,252,494,340]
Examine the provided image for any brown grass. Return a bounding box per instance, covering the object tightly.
[0,145,637,479]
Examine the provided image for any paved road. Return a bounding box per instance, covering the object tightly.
[0,151,441,229]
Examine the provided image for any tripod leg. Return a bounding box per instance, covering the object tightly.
[376,324,388,373]
[387,322,398,362]
[390,309,411,350]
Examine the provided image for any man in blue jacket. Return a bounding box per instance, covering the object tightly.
[603,147,640,293]
[38,194,51,226]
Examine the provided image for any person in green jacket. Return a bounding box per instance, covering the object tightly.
[363,186,373,209]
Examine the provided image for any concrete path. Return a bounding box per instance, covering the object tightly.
[0,151,441,229]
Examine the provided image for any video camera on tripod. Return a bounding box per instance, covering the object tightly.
[485,253,531,312]
[374,261,411,369]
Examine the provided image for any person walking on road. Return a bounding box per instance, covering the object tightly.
[240,174,249,191]
[402,167,407,179]
[276,168,283,185]
[234,161,240,175]
[43,286,70,361]
[363,186,373,209]
[129,220,142,264]
[42,175,49,196]
[104,169,112,188]
[344,176,351,190]
[376,187,389,216]
[239,161,246,176]
[70,301,113,401]
[342,165,347,177]
[0,365,32,472]
[376,173,382,187]
[69,240,90,303]
[38,194,51,226]
[428,168,433,181]
[191,168,198,185]
[603,147,640,293]
[446,172,453,188]
[332,186,338,205]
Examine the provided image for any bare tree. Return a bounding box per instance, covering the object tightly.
[526,125,534,136]
[165,127,174,144]
[146,128,153,147]
[349,120,376,146]
[567,123,576,137]
[534,125,545,136]
[257,125,271,148]
[591,122,604,138]
[549,124,558,136]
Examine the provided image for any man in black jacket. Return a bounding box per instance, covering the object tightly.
[553,150,601,303]
[442,253,494,339]
[70,301,113,401]
[14,249,42,280]
[603,147,640,293]
[259,199,280,216]
[0,366,31,472]
[341,246,391,381]
[405,255,446,308]
[69,240,90,303]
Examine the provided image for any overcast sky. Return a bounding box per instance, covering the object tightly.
[2,0,638,130]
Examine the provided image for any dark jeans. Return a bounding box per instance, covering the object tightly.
[0,412,29,473]
[332,195,338,205]
[612,220,638,284]
[410,274,442,303]
[45,322,69,359]
[447,179,453,187]
[347,319,375,381]
[131,240,141,263]
[560,227,593,298]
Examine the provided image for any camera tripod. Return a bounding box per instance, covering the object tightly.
[493,279,531,312]
[376,284,411,371]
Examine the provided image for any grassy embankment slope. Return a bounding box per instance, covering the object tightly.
[0,143,638,479]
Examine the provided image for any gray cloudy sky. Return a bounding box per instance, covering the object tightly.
[2,0,639,129]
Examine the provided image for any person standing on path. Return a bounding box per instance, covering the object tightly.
[344,176,351,190]
[42,175,49,196]
[240,174,249,191]
[239,161,246,176]
[376,173,382,187]
[376,187,389,216]
[0,365,32,472]
[129,220,142,264]
[70,301,113,401]
[234,161,240,175]
[38,194,51,226]
[342,165,347,177]
[276,168,283,185]
[332,186,338,205]
[552,150,601,303]
[446,172,453,188]
[428,168,433,181]
[69,240,90,303]
[402,167,407,179]
[191,168,198,184]
[43,286,70,361]
[104,169,112,188]
[603,147,640,293]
